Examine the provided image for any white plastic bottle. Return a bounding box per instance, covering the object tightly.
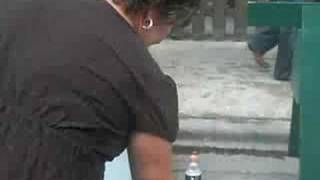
[185,152,202,180]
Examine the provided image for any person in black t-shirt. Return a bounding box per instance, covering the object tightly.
[0,0,199,180]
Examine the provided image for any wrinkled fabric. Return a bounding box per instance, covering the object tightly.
[0,0,178,179]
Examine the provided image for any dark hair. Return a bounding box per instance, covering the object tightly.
[126,0,200,24]
[126,0,198,10]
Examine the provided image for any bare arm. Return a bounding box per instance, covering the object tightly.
[128,132,175,180]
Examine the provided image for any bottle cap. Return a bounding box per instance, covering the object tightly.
[190,151,199,162]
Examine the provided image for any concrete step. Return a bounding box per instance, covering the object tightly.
[174,118,291,157]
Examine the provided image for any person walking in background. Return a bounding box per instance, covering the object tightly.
[248,0,303,81]
[248,27,296,81]
[0,0,200,180]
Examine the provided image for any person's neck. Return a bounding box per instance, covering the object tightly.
[105,0,134,27]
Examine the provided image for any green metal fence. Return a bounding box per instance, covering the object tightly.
[248,2,320,180]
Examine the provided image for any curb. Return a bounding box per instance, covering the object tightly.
[173,118,291,157]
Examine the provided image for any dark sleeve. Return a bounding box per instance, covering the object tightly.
[131,73,179,143]
[70,39,179,143]
[87,31,180,142]
[73,48,179,143]
[82,50,179,143]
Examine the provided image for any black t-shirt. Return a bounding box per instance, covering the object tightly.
[0,0,178,179]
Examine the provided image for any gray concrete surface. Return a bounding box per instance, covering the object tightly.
[148,40,297,180]
[150,41,293,155]
[150,40,292,120]
[175,118,289,156]
[174,153,298,180]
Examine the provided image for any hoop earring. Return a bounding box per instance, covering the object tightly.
[142,18,154,30]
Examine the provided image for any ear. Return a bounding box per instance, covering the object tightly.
[135,9,151,31]
[141,7,161,28]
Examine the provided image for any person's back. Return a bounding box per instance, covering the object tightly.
[0,0,190,179]
[0,0,180,180]
[0,0,127,179]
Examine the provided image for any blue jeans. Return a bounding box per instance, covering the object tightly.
[248,0,302,81]
[248,27,297,80]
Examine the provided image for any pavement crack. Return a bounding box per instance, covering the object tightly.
[179,113,291,122]
[173,145,288,159]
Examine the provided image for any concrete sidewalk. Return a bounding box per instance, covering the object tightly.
[149,40,297,180]
[150,40,293,156]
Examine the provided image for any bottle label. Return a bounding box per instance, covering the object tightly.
[185,175,201,180]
